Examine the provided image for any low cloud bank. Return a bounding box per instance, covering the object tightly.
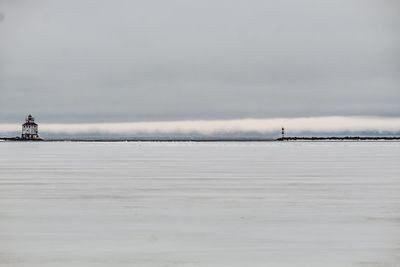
[1,116,400,136]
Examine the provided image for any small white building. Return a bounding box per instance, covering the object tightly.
[21,114,40,140]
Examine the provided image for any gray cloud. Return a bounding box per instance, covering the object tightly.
[0,0,399,123]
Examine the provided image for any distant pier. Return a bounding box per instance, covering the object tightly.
[276,136,400,141]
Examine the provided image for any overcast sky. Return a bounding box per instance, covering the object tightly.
[0,0,399,125]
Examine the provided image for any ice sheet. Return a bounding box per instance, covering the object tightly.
[0,142,399,266]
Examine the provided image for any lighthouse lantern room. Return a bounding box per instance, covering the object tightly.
[21,114,40,140]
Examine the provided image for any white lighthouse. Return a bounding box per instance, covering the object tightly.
[21,114,40,140]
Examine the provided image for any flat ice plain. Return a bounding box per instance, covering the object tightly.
[0,142,399,267]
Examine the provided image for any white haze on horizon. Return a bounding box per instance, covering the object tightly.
[1,117,400,136]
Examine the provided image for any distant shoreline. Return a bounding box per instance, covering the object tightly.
[1,137,400,142]
[276,136,400,141]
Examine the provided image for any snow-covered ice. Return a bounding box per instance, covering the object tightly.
[0,142,399,267]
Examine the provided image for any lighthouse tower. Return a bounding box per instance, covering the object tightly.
[21,114,40,140]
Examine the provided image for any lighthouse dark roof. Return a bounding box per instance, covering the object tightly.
[23,121,37,126]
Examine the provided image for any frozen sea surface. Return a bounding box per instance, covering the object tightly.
[0,142,399,267]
